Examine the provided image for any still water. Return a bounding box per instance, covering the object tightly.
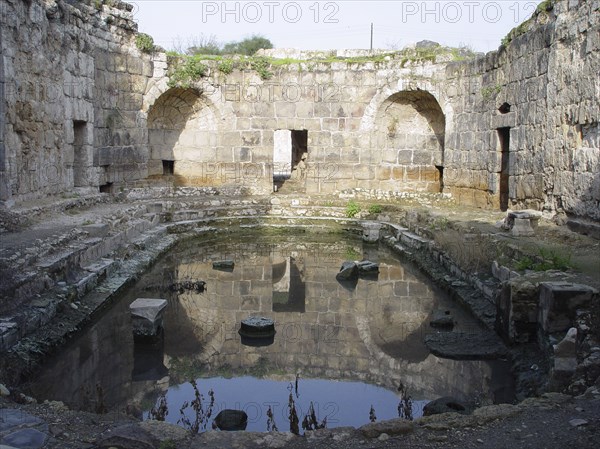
[28,232,513,433]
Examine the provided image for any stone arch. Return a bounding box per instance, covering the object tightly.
[375,90,446,192]
[146,87,220,185]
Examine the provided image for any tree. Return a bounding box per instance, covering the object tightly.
[222,35,273,55]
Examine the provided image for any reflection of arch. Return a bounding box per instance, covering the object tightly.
[375,90,446,192]
[146,87,220,185]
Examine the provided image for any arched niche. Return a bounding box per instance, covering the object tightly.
[376,90,445,192]
[146,87,219,185]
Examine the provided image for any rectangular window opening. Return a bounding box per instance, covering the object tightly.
[73,120,87,187]
[162,160,174,175]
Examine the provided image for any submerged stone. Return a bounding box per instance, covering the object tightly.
[239,316,276,338]
[423,397,471,416]
[424,332,508,360]
[169,280,206,293]
[430,310,454,329]
[212,409,248,431]
[356,260,379,274]
[213,260,235,270]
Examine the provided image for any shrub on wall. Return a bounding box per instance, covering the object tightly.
[136,33,155,54]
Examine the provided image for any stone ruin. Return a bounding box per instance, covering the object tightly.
[0,0,599,421]
[0,0,597,231]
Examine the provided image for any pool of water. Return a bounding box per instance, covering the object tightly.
[27,231,514,433]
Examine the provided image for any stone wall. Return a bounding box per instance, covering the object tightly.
[142,55,447,196]
[0,0,152,204]
[443,0,600,219]
[1,0,598,224]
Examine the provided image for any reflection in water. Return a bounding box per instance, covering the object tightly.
[26,233,515,432]
[151,376,426,433]
[272,257,306,313]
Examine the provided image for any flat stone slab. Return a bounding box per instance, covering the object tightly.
[356,260,379,274]
[213,260,235,270]
[0,409,46,433]
[0,429,48,449]
[96,424,158,449]
[424,332,508,360]
[336,261,359,281]
[0,409,49,449]
[129,298,167,322]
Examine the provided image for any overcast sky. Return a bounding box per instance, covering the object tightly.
[131,1,543,53]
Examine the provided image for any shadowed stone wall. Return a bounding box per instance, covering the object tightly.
[0,0,152,204]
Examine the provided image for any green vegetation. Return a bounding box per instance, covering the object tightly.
[501,0,555,47]
[345,246,361,260]
[135,33,155,54]
[428,216,449,231]
[537,0,556,13]
[167,55,208,88]
[217,58,235,75]
[345,200,361,218]
[481,84,502,99]
[184,34,273,56]
[514,246,573,272]
[368,204,383,215]
[158,441,177,449]
[249,56,273,80]
[164,41,477,81]
[222,35,274,56]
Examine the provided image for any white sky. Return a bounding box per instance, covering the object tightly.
[130,1,544,53]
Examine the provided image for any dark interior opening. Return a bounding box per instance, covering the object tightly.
[498,103,511,114]
[291,130,308,173]
[435,165,444,191]
[498,127,510,211]
[73,120,87,187]
[162,160,174,175]
[99,182,113,194]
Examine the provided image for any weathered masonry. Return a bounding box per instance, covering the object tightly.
[1,0,598,224]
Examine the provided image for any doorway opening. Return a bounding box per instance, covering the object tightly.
[273,129,308,192]
[497,127,510,211]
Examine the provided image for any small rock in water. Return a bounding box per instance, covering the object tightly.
[430,310,454,329]
[70,303,79,310]
[336,261,359,281]
[569,418,588,427]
